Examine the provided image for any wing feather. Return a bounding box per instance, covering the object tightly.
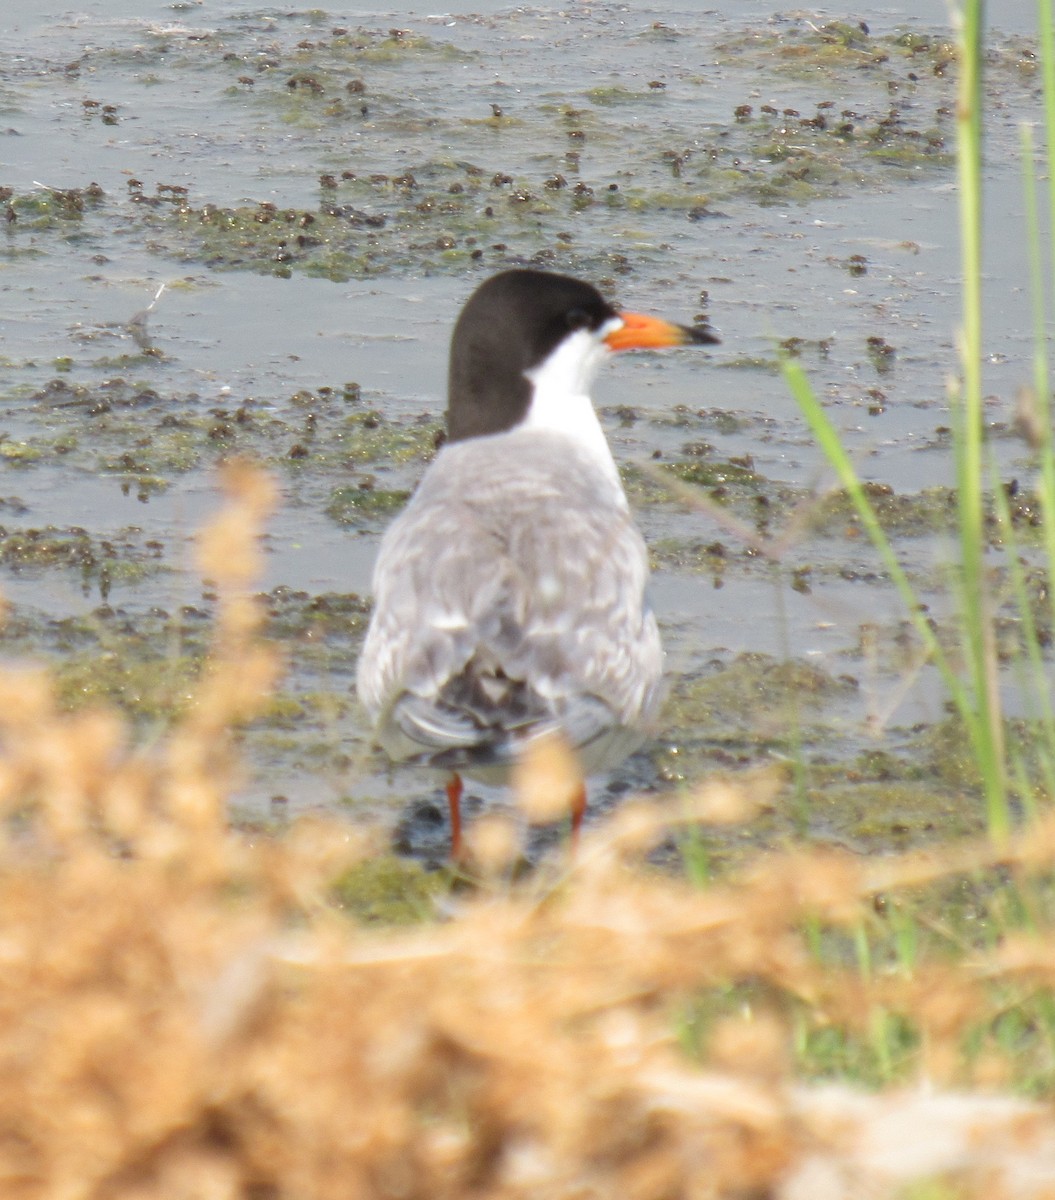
[356,431,663,764]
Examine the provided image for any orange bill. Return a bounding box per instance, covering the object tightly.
[604,310,720,351]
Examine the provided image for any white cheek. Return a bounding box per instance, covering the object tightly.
[600,315,624,341]
[525,328,608,404]
[520,328,624,499]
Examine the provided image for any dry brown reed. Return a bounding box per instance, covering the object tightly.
[0,464,1054,1199]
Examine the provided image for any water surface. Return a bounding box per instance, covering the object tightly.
[0,0,1045,855]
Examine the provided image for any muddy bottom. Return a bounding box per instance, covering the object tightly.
[0,1,1047,866]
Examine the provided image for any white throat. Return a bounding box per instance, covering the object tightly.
[521,323,625,498]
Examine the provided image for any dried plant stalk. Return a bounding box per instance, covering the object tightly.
[0,467,1051,1199]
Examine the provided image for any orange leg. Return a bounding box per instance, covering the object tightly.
[570,783,587,852]
[446,772,464,860]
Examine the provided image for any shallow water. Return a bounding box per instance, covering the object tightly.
[0,0,1048,854]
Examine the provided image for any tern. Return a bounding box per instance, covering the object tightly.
[357,268,717,856]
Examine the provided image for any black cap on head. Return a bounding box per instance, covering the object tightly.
[446,269,618,442]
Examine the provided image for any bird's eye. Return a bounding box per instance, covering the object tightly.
[564,307,592,332]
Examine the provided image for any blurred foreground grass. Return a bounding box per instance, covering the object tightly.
[1,463,1055,1199]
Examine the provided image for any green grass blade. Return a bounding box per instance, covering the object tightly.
[784,359,1006,836]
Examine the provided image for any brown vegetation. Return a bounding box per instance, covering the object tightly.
[0,464,1053,1199]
